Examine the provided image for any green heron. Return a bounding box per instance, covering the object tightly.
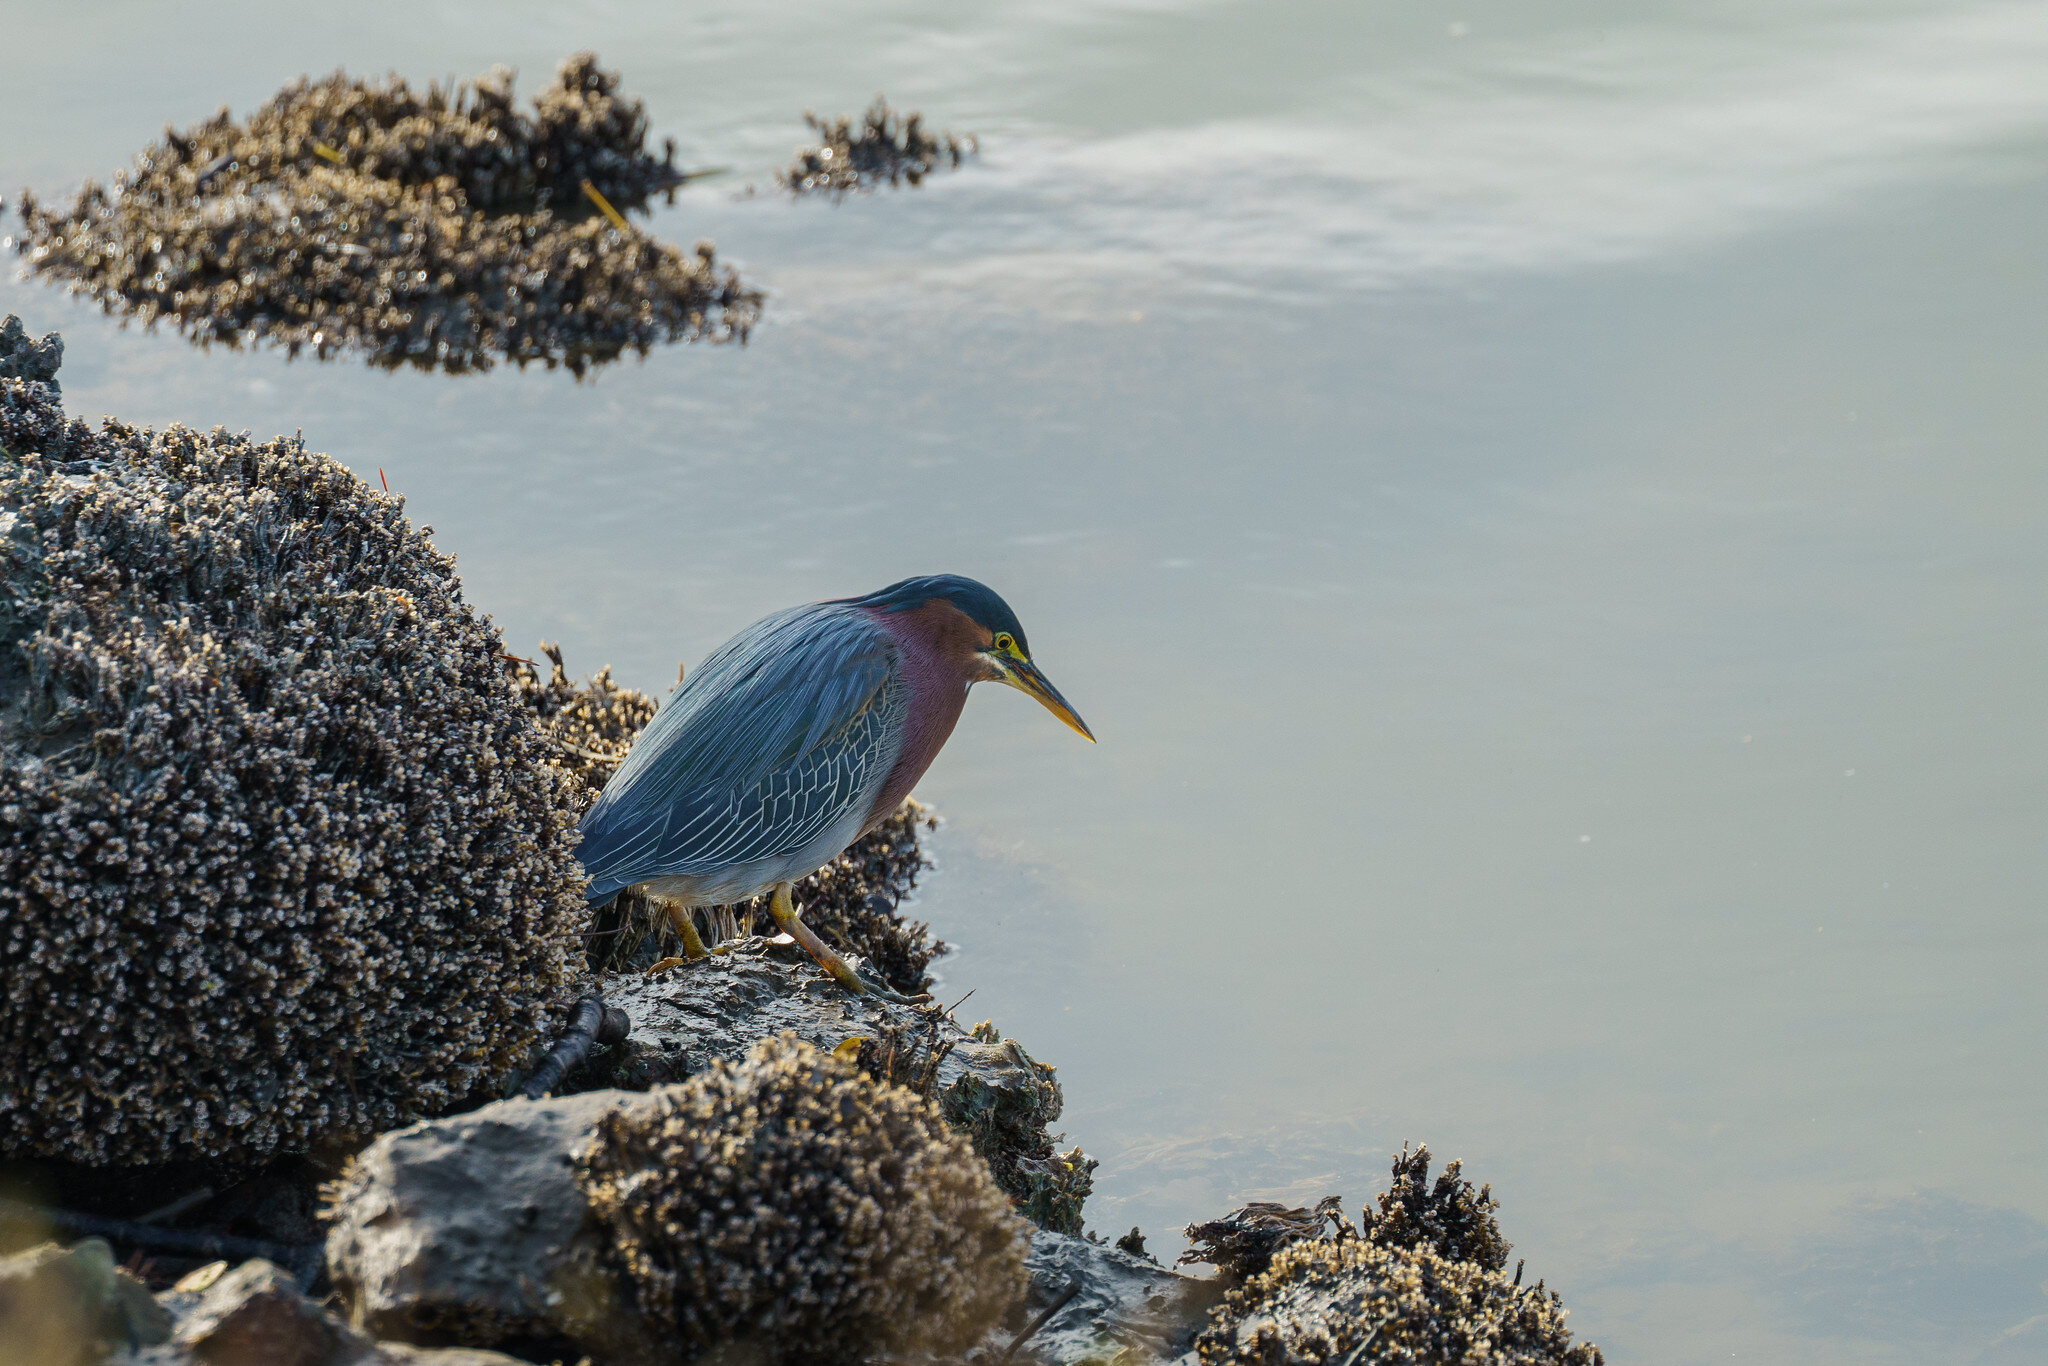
[578,575,1093,994]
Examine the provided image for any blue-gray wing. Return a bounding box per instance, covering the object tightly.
[576,603,900,902]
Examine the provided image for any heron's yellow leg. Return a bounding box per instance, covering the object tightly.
[644,900,715,976]
[767,880,868,995]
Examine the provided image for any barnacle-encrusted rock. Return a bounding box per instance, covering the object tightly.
[780,98,976,197]
[1187,1148,1599,1366]
[1193,1239,1602,1366]
[575,1033,1027,1362]
[0,317,61,391]
[597,944,1091,1231]
[12,55,760,375]
[0,320,586,1165]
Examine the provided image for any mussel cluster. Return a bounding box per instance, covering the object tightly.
[10,54,761,375]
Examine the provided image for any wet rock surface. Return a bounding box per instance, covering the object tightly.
[0,317,585,1167]
[10,55,759,375]
[993,1230,1219,1366]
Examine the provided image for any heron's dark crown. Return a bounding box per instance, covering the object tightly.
[844,574,1029,654]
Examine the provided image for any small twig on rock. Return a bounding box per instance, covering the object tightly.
[1338,1323,1383,1366]
[519,994,631,1099]
[1001,1278,1084,1363]
[0,1198,322,1284]
[135,1187,214,1226]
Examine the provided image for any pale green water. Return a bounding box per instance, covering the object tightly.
[7,3,2048,1361]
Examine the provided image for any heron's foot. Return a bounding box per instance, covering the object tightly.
[644,955,692,976]
[657,899,716,962]
[768,881,873,996]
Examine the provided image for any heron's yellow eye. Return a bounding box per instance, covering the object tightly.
[994,632,1020,658]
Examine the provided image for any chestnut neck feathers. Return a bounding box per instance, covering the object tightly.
[860,599,989,828]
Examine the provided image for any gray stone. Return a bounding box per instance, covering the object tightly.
[323,1088,661,1360]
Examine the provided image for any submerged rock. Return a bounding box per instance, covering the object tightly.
[780,98,976,197]
[11,55,759,376]
[0,319,587,1165]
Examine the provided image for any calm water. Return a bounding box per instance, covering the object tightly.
[7,2,2048,1360]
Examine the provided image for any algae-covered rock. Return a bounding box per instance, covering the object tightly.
[598,941,1093,1230]
[780,98,976,197]
[0,319,586,1165]
[12,55,759,375]
[577,1034,1027,1363]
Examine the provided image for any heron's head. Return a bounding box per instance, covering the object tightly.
[851,574,1095,742]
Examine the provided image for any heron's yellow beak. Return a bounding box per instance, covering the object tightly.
[990,654,1095,742]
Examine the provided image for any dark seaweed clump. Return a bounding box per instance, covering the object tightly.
[10,54,760,376]
[1181,1196,1348,1283]
[1187,1147,1601,1366]
[781,98,977,197]
[575,1033,1026,1362]
[0,317,586,1165]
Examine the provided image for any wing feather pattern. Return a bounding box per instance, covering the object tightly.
[577,604,901,903]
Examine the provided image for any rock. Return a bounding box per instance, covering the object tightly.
[598,938,1092,1229]
[0,1239,170,1366]
[129,1258,542,1366]
[993,1230,1218,1366]
[322,1089,658,1359]
[166,1260,351,1366]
